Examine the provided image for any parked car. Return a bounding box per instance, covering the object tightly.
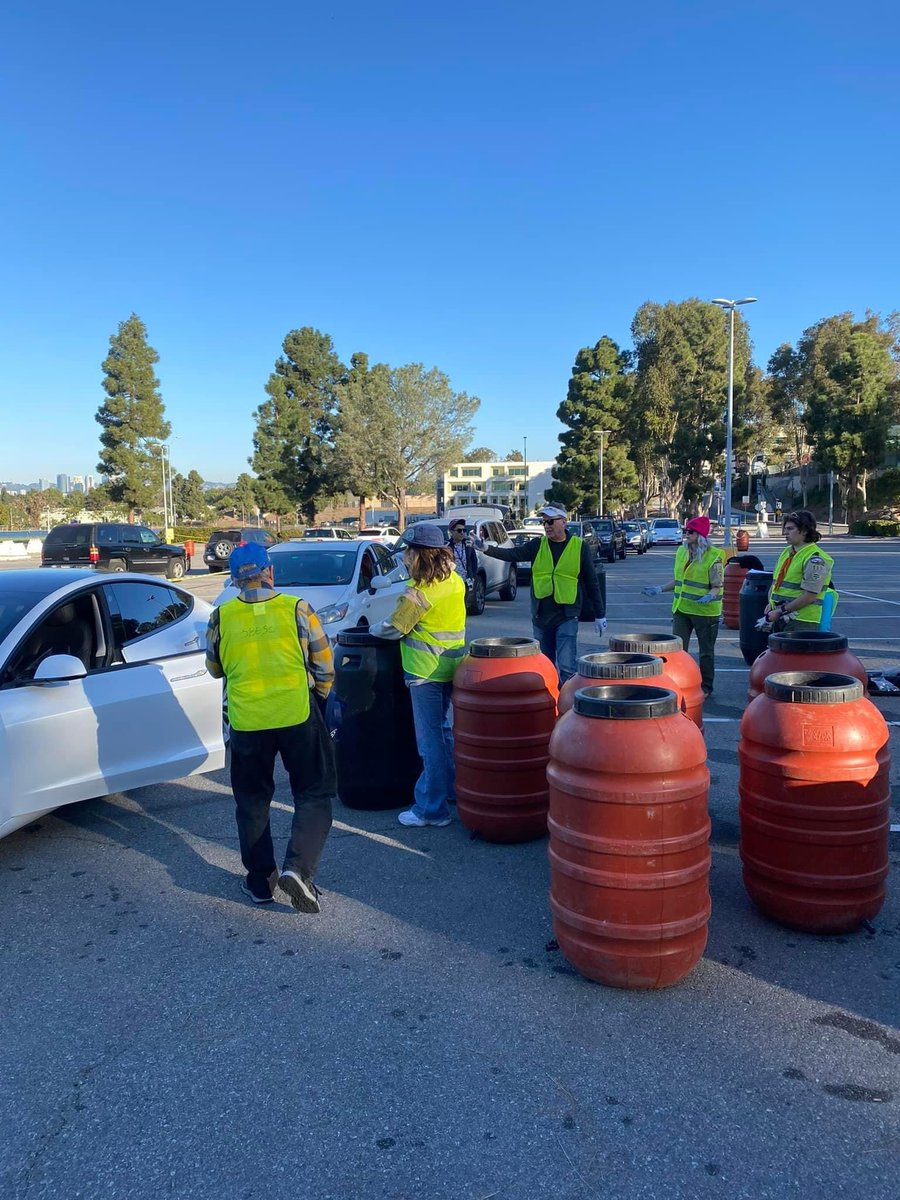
[621,520,648,554]
[392,515,517,615]
[566,521,603,565]
[0,569,225,840]
[638,518,651,545]
[42,523,188,580]
[203,527,278,573]
[505,528,543,578]
[357,527,401,544]
[302,527,356,541]
[648,518,682,546]
[588,518,627,562]
[215,539,410,640]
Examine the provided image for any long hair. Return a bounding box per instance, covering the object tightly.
[405,545,454,586]
[783,509,820,543]
[687,534,711,563]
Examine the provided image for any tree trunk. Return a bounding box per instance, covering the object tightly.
[398,486,407,530]
[358,495,367,529]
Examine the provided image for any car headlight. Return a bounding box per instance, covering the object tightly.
[316,602,349,624]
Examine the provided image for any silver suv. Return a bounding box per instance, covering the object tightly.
[393,517,518,615]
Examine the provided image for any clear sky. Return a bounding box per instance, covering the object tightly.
[1,1,897,484]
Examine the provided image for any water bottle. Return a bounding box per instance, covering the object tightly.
[819,589,835,631]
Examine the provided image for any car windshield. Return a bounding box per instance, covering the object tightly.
[655,520,679,528]
[303,529,335,538]
[622,522,640,532]
[0,591,45,644]
[271,550,358,586]
[592,521,613,532]
[566,523,585,534]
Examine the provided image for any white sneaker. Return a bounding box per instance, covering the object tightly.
[397,809,451,828]
[277,870,321,914]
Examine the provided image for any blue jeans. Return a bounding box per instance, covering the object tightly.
[533,618,579,685]
[408,680,455,821]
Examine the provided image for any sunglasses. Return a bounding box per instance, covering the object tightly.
[541,518,562,526]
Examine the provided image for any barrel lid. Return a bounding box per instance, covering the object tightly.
[767,631,849,654]
[763,671,864,704]
[742,569,774,583]
[575,652,662,680]
[337,627,386,647]
[573,684,679,719]
[469,637,539,659]
[608,632,682,655]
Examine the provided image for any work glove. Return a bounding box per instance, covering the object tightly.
[594,618,607,636]
[697,593,716,605]
[642,585,662,597]
[472,536,486,551]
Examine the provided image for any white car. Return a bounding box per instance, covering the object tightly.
[214,540,410,640]
[302,527,356,541]
[0,569,225,841]
[357,527,400,544]
[648,518,683,546]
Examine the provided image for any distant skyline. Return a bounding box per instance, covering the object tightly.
[2,2,898,482]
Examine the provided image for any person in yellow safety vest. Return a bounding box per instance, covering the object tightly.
[479,504,606,684]
[641,514,724,696]
[370,523,467,829]
[205,541,336,912]
[765,509,837,630]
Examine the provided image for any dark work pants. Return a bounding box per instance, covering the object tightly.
[672,611,719,692]
[229,705,335,890]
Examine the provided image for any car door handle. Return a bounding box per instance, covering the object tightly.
[184,635,200,647]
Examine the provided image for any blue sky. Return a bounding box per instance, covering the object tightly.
[1,1,897,484]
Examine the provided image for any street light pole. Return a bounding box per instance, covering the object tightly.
[522,436,528,519]
[598,430,611,517]
[711,297,757,546]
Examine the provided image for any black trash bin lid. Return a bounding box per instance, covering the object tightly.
[608,632,682,655]
[337,627,387,647]
[763,671,864,704]
[768,631,849,653]
[574,652,662,680]
[572,684,679,719]
[469,637,540,658]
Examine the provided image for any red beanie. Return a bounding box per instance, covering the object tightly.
[684,516,711,537]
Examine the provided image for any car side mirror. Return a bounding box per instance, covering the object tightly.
[32,654,87,683]
[369,575,394,591]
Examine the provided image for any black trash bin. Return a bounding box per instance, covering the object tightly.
[331,628,421,810]
[578,564,607,623]
[739,569,774,666]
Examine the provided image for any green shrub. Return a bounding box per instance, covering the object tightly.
[850,519,900,537]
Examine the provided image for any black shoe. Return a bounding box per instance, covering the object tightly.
[278,870,321,914]
[701,685,713,697]
[241,869,278,904]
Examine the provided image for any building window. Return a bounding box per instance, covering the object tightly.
[462,468,482,478]
[509,467,526,477]
[449,468,459,478]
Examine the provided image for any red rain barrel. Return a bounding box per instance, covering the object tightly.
[184,539,195,560]
[736,529,750,552]
[548,684,711,989]
[747,632,868,702]
[558,652,686,717]
[609,632,704,729]
[723,558,748,629]
[453,637,559,842]
[739,672,890,933]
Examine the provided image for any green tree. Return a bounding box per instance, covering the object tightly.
[504,449,524,462]
[233,473,258,523]
[547,336,637,515]
[82,482,120,516]
[463,446,498,462]
[251,327,347,522]
[767,342,814,506]
[339,361,479,528]
[171,469,208,521]
[792,313,900,522]
[96,314,171,517]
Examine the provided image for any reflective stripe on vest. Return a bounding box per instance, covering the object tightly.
[400,573,467,682]
[532,536,582,604]
[769,543,837,626]
[673,545,724,617]
[219,593,311,731]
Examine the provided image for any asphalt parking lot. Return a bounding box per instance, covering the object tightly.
[2,538,899,1199]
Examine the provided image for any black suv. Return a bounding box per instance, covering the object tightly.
[204,527,278,572]
[588,518,627,562]
[41,523,188,578]
[565,520,603,565]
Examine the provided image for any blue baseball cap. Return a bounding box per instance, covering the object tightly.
[405,523,446,548]
[229,541,272,583]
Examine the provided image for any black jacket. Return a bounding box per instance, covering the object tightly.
[485,534,604,625]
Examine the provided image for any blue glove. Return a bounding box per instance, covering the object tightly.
[642,585,662,597]
[594,617,607,636]
[697,593,716,605]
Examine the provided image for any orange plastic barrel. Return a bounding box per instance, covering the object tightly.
[722,558,748,629]
[548,685,711,989]
[747,632,868,702]
[453,637,559,842]
[736,529,750,552]
[739,672,890,933]
[609,632,704,729]
[558,652,686,717]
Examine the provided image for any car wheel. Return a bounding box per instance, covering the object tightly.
[213,539,234,560]
[167,557,186,580]
[466,574,486,616]
[109,558,127,572]
[498,565,517,601]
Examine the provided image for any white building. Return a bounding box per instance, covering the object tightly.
[441,459,555,519]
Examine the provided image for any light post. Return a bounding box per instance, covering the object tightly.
[711,297,757,546]
[598,430,611,517]
[523,436,528,519]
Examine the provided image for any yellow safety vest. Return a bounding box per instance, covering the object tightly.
[769,543,837,626]
[673,545,724,617]
[400,573,467,682]
[532,536,582,605]
[219,593,311,731]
